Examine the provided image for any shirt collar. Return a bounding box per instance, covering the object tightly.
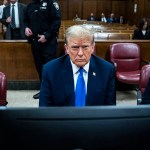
[11,2,17,7]
[70,59,90,74]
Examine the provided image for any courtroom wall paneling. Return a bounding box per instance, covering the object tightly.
[59,0,68,20]
[0,0,150,25]
[82,0,97,19]
[68,0,82,19]
[111,1,126,18]
[125,0,134,25]
[97,0,112,18]
[143,0,150,19]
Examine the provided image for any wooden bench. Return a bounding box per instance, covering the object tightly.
[59,20,135,40]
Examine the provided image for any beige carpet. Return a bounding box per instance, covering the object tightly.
[6,90,137,107]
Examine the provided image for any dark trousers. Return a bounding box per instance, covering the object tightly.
[11,28,24,40]
[31,37,58,81]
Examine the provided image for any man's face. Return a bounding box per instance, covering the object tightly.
[65,37,94,67]
[10,0,17,4]
[143,22,148,30]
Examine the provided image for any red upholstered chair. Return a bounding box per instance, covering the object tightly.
[137,64,150,104]
[109,43,141,86]
[0,72,7,106]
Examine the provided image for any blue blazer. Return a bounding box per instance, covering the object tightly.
[39,54,116,106]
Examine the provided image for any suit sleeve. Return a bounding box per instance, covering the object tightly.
[105,65,116,105]
[39,65,53,106]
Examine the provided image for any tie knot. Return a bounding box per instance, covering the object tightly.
[12,4,15,7]
[79,67,84,74]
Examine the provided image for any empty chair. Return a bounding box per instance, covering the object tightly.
[137,64,150,104]
[0,72,7,106]
[109,43,141,87]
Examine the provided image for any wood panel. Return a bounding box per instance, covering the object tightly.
[68,0,82,19]
[97,0,112,18]
[112,1,126,18]
[82,0,97,19]
[58,0,68,20]
[143,0,150,18]
[0,0,149,25]
[0,40,39,81]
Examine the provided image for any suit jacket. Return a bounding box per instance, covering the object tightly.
[132,29,150,40]
[107,17,117,23]
[117,18,126,24]
[39,54,116,106]
[0,3,26,39]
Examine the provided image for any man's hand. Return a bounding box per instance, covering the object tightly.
[25,27,33,37]
[38,34,47,43]
[6,16,12,23]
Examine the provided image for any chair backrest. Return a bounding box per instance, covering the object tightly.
[110,43,141,72]
[140,64,150,94]
[0,72,7,106]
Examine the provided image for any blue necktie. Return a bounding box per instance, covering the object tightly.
[75,68,86,106]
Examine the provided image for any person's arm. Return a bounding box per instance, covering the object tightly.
[43,0,61,40]
[0,7,9,26]
[39,65,53,106]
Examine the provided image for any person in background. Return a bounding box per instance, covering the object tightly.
[87,12,96,21]
[0,0,26,39]
[0,0,8,39]
[117,15,126,24]
[133,18,150,40]
[39,25,116,106]
[73,14,80,21]
[0,0,8,18]
[107,13,117,23]
[99,12,107,23]
[24,0,61,99]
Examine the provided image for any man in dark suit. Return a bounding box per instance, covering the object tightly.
[107,13,117,23]
[39,25,116,106]
[0,0,26,39]
[87,13,96,21]
[117,15,126,24]
[24,0,61,99]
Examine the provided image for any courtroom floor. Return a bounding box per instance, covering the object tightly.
[7,90,137,107]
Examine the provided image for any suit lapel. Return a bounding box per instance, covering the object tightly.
[86,56,97,105]
[18,3,21,23]
[61,56,75,106]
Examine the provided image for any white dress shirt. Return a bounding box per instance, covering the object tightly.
[0,4,5,18]
[70,60,89,93]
